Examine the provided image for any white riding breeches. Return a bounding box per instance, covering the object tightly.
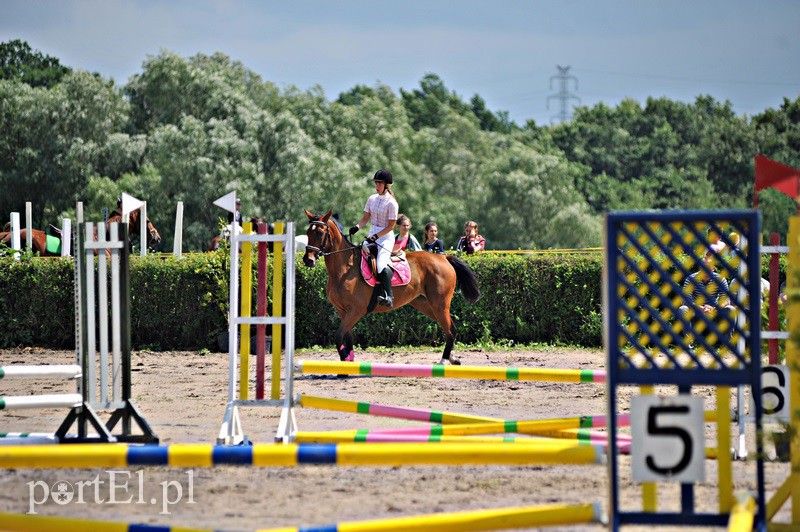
[372,232,394,273]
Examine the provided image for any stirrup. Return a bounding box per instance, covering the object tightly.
[377,295,393,308]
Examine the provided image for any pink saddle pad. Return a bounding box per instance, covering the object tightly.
[360,248,411,287]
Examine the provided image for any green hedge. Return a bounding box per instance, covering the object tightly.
[20,249,786,351]
[0,252,228,349]
[1,249,785,350]
[0,251,606,350]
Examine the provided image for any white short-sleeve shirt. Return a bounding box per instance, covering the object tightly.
[364,193,399,236]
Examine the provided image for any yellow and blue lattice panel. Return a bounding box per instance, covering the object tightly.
[606,211,761,386]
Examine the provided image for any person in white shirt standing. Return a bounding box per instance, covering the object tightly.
[349,169,399,308]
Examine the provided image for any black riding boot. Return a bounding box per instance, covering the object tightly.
[377,268,394,308]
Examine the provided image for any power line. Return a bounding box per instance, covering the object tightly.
[574,67,800,88]
[547,65,580,123]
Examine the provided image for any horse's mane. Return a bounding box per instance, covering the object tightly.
[311,211,352,247]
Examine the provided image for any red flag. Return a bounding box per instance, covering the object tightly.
[754,154,800,206]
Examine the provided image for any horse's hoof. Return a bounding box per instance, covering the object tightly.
[451,358,461,365]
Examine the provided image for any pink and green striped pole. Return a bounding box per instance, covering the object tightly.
[297,360,606,383]
[298,394,499,425]
[299,394,631,434]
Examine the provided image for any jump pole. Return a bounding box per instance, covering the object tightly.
[298,394,499,425]
[315,415,619,438]
[766,216,800,527]
[257,221,268,399]
[294,430,630,449]
[297,360,606,383]
[239,221,253,401]
[0,442,605,469]
[298,393,633,430]
[10,212,20,260]
[0,365,81,379]
[0,503,604,532]
[25,201,31,251]
[172,201,183,258]
[0,434,59,446]
[271,221,284,401]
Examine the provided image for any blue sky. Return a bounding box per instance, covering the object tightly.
[3,0,799,124]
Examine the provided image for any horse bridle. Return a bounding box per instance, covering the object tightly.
[306,220,355,259]
[305,220,332,260]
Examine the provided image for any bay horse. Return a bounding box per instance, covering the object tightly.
[106,209,161,251]
[303,209,481,365]
[0,228,61,256]
[0,225,116,257]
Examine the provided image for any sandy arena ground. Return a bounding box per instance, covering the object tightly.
[0,345,792,531]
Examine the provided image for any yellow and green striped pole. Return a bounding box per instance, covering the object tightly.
[297,361,605,383]
[294,430,585,446]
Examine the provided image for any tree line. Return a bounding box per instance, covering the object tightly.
[1,39,799,251]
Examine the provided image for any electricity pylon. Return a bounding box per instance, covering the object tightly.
[547,65,580,123]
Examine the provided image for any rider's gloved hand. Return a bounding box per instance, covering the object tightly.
[348,225,360,236]
[366,234,378,244]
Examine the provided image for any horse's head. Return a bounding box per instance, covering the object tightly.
[303,209,338,267]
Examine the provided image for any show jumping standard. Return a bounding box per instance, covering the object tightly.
[303,209,481,365]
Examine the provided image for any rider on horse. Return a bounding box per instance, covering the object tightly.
[349,169,398,308]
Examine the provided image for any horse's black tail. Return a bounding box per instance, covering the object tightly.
[446,255,481,303]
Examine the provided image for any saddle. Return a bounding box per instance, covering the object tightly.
[360,245,411,287]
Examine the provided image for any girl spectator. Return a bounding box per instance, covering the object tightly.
[455,221,486,254]
[393,214,422,253]
[423,222,445,254]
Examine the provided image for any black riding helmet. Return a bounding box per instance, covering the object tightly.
[373,169,393,185]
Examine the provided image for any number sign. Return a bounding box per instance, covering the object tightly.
[749,365,790,421]
[631,395,705,483]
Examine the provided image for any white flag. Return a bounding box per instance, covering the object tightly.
[121,193,145,216]
[213,191,237,214]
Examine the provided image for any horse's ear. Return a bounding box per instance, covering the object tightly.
[322,209,332,223]
[304,209,315,220]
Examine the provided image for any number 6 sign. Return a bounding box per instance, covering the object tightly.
[748,365,789,421]
[631,395,705,483]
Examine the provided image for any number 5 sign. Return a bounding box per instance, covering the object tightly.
[631,395,705,483]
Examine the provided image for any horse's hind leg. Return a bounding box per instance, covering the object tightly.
[409,298,460,365]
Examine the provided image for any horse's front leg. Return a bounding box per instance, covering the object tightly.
[335,327,356,362]
[335,309,362,362]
